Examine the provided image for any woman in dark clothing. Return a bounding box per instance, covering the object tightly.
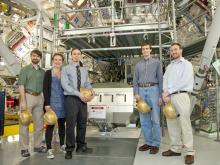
[43,53,65,159]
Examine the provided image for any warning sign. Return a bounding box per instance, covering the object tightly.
[88,105,106,119]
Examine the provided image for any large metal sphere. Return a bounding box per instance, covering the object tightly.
[136,99,151,113]
[80,88,94,102]
[18,109,32,126]
[163,101,177,119]
[44,108,57,125]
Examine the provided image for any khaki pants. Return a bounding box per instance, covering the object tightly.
[166,93,195,155]
[19,93,44,150]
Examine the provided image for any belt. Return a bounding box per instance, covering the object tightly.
[170,91,189,95]
[25,91,41,96]
[138,82,158,87]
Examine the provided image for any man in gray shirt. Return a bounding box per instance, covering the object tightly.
[133,41,163,154]
[61,48,93,159]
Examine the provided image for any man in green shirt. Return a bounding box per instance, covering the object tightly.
[18,49,46,157]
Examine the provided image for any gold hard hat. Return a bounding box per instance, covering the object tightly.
[18,109,32,126]
[44,108,57,125]
[163,101,177,119]
[80,87,94,102]
[136,99,151,113]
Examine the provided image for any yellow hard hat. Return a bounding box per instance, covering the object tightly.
[80,87,94,102]
[44,108,57,125]
[18,109,32,126]
[136,99,151,113]
[0,3,9,12]
[163,101,177,119]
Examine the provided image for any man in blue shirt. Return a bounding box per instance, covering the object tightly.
[133,41,163,154]
[162,42,194,165]
[61,48,93,159]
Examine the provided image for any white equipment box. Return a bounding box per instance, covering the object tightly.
[88,85,134,124]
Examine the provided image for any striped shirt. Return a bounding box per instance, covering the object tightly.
[133,57,163,95]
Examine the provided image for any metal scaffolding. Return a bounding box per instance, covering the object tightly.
[54,0,177,61]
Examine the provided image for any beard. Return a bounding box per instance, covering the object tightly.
[31,59,40,64]
[171,54,181,60]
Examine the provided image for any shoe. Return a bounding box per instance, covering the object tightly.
[138,144,151,151]
[65,151,72,159]
[60,145,66,153]
[76,146,93,153]
[149,146,159,154]
[21,149,30,157]
[34,146,47,153]
[185,155,194,165]
[47,149,55,159]
[162,149,181,156]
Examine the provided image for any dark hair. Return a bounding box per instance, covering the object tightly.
[30,49,42,58]
[141,41,152,50]
[52,53,64,61]
[170,42,182,49]
[71,48,83,66]
[71,48,82,55]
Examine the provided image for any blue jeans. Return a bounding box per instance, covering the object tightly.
[139,86,161,147]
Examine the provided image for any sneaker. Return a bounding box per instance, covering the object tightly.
[21,149,30,157]
[34,146,47,153]
[60,145,66,153]
[47,149,55,159]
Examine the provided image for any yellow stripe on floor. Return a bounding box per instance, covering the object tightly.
[0,123,34,137]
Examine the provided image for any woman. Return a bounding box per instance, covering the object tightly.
[43,53,65,159]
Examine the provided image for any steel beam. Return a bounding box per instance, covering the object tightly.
[0,38,21,76]
[60,23,169,36]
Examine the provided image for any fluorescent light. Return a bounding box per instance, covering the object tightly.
[77,0,85,6]
[0,61,5,66]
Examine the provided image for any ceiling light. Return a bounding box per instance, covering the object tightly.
[77,0,85,6]
[0,61,5,66]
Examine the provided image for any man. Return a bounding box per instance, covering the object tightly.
[61,48,93,159]
[133,41,163,154]
[18,49,46,157]
[162,42,195,165]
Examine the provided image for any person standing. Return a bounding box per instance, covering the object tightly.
[162,42,195,165]
[61,48,93,159]
[133,41,163,154]
[43,53,66,159]
[18,49,46,157]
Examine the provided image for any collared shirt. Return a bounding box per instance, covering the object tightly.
[18,64,45,93]
[163,57,194,94]
[61,62,92,97]
[133,57,163,95]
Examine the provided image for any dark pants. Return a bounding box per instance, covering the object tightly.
[64,96,87,152]
[45,118,65,149]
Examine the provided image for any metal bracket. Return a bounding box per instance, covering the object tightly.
[110,32,116,47]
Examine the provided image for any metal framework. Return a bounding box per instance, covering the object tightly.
[54,0,177,60]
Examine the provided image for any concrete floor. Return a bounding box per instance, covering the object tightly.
[0,127,220,165]
[134,131,220,165]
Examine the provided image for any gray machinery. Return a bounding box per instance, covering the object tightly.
[87,83,134,132]
[192,3,220,139]
[0,0,51,76]
[193,4,220,96]
[0,38,21,76]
